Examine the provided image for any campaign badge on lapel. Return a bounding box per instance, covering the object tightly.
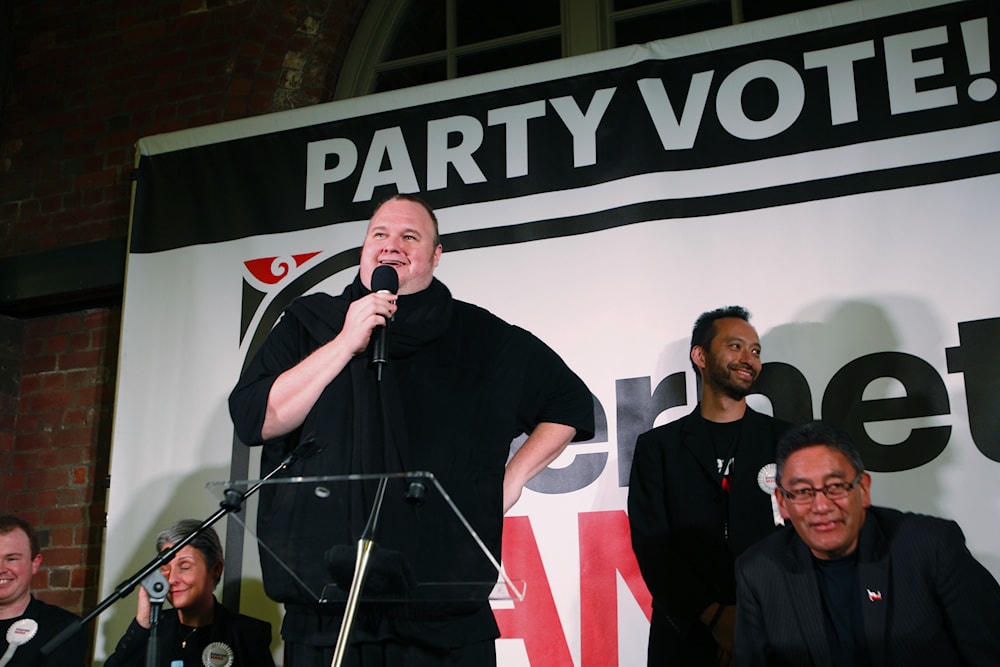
[203,641,235,667]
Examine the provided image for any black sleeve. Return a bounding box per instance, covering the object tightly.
[228,312,307,446]
[734,552,770,667]
[102,619,149,667]
[515,328,594,440]
[931,519,1000,664]
[627,429,715,629]
[40,623,87,667]
[238,617,277,667]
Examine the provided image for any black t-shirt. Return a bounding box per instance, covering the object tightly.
[815,554,872,667]
[0,596,85,667]
[704,417,741,482]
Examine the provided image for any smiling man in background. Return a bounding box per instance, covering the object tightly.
[628,306,792,666]
[0,515,85,666]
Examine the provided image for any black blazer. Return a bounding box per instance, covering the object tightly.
[735,506,1000,666]
[104,598,275,667]
[628,406,790,663]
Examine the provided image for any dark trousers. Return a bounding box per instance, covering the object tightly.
[285,639,496,667]
[647,616,719,666]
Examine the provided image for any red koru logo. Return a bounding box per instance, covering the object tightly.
[244,252,321,285]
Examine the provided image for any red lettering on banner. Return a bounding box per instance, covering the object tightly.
[579,510,653,667]
[495,516,574,667]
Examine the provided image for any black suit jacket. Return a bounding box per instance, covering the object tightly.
[628,406,790,663]
[104,598,275,667]
[735,506,1000,666]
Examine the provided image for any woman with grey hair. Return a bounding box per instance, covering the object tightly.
[105,520,276,667]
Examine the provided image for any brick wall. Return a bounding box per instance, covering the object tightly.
[2,0,364,257]
[7,308,121,611]
[0,0,366,651]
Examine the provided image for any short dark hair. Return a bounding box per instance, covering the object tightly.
[0,515,40,559]
[372,193,441,247]
[156,520,224,587]
[690,305,751,372]
[775,420,866,486]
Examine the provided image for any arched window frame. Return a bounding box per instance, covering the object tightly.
[335,0,845,100]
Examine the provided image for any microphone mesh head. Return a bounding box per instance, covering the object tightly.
[371,265,399,293]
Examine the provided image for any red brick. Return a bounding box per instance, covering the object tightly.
[34,449,60,469]
[35,589,82,614]
[45,546,86,567]
[34,491,58,510]
[62,408,89,428]
[20,355,59,374]
[72,385,105,407]
[53,428,92,448]
[40,372,66,392]
[13,431,52,452]
[57,486,89,506]
[55,313,82,333]
[72,465,88,484]
[20,374,42,393]
[48,526,78,547]
[11,413,39,431]
[71,566,89,588]
[59,349,102,370]
[28,468,71,489]
[83,309,112,329]
[48,568,71,587]
[0,474,26,493]
[73,368,99,388]
[67,331,91,350]
[58,443,92,465]
[30,390,76,411]
[42,506,87,526]
[7,493,39,512]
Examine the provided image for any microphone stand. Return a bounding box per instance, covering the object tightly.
[330,476,388,667]
[40,439,316,660]
[141,569,168,667]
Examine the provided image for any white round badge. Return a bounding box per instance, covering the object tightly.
[757,463,778,494]
[202,641,234,667]
[0,619,39,667]
[5,619,38,645]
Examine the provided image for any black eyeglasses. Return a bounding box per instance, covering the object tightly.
[779,473,862,505]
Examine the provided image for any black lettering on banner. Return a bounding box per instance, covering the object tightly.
[947,316,1000,462]
[822,351,951,472]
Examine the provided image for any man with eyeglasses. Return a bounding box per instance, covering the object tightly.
[734,420,1000,666]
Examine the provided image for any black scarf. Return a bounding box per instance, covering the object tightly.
[286,274,453,356]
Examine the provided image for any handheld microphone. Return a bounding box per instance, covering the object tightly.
[370,265,398,381]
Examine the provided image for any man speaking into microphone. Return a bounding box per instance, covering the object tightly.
[229,194,594,667]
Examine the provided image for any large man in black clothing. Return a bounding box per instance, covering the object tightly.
[0,515,86,667]
[229,194,594,667]
[628,306,791,666]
